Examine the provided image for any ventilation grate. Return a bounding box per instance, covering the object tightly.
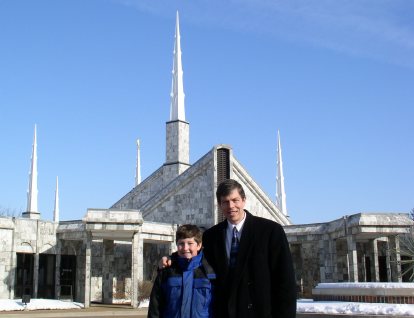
[216,148,230,222]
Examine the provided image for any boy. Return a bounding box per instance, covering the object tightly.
[148,224,215,318]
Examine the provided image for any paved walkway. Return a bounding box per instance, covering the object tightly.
[2,305,411,318]
[2,309,409,318]
[0,304,148,318]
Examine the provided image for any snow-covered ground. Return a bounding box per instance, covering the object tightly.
[1,298,414,315]
[0,298,84,311]
[298,299,414,316]
[316,282,414,289]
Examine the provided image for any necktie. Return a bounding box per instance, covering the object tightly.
[229,226,239,268]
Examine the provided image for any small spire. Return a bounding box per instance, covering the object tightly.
[27,124,39,213]
[54,176,59,223]
[276,130,288,216]
[135,139,141,186]
[169,11,185,121]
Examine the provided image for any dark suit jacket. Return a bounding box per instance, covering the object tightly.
[202,211,296,318]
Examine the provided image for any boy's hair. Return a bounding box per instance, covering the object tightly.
[216,179,246,203]
[176,224,203,244]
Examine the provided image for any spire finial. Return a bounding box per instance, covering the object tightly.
[54,176,59,223]
[169,10,185,121]
[135,139,141,186]
[26,124,39,213]
[276,130,288,216]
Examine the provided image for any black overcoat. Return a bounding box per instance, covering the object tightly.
[202,211,296,318]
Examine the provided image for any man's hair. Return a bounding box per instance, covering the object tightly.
[216,179,246,203]
[176,224,203,244]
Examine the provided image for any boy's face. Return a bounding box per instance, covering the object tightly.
[176,237,202,259]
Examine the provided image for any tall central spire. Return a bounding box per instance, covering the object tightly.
[169,11,185,121]
[164,11,190,183]
[276,130,288,216]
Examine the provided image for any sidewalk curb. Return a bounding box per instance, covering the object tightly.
[0,308,148,318]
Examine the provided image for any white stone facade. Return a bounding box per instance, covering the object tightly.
[285,213,413,297]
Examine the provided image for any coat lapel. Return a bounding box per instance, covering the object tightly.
[216,220,229,277]
[231,211,255,287]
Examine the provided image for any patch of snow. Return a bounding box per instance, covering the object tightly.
[0,299,84,312]
[1,298,414,316]
[316,282,414,289]
[139,299,149,308]
[0,299,23,311]
[297,299,414,316]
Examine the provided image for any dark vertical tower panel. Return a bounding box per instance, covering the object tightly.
[60,255,77,301]
[38,254,56,299]
[216,148,230,222]
[15,253,34,298]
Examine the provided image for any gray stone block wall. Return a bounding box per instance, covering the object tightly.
[112,168,165,210]
[240,182,278,221]
[232,159,291,225]
[166,120,189,165]
[82,241,136,303]
[144,162,216,228]
[14,219,37,253]
[38,221,57,253]
[0,227,13,298]
[143,242,170,281]
[113,243,132,302]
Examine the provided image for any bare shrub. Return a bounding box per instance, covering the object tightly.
[138,280,153,302]
[399,227,414,281]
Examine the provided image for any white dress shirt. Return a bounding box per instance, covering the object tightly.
[225,212,246,259]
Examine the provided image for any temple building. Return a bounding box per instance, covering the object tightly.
[0,12,412,306]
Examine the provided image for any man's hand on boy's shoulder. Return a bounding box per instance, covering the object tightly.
[158,256,172,270]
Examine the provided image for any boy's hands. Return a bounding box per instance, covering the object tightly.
[158,256,172,269]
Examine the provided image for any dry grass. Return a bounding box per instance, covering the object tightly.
[138,280,154,302]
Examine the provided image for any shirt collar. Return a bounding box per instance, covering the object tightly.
[226,210,246,232]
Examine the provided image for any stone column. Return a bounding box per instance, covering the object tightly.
[169,225,177,254]
[385,238,392,282]
[55,238,61,299]
[131,232,140,308]
[33,219,40,298]
[319,236,334,282]
[347,235,358,282]
[84,233,92,308]
[331,239,338,282]
[33,253,39,298]
[9,253,16,299]
[390,236,402,282]
[361,253,367,282]
[102,240,114,304]
[371,239,380,282]
[9,223,16,299]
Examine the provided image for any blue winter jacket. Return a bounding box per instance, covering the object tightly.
[148,251,216,318]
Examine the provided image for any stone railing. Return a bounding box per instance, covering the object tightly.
[312,282,414,304]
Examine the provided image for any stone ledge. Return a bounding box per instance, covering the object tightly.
[313,283,414,304]
[313,294,414,304]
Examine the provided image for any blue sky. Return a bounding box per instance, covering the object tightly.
[0,0,413,224]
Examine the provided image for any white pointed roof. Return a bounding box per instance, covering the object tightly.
[276,130,288,216]
[27,124,39,213]
[169,11,185,121]
[135,139,141,186]
[54,176,59,223]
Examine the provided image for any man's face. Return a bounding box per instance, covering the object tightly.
[176,237,202,259]
[219,189,246,225]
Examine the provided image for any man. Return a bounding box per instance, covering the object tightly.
[202,179,296,318]
[161,179,296,317]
